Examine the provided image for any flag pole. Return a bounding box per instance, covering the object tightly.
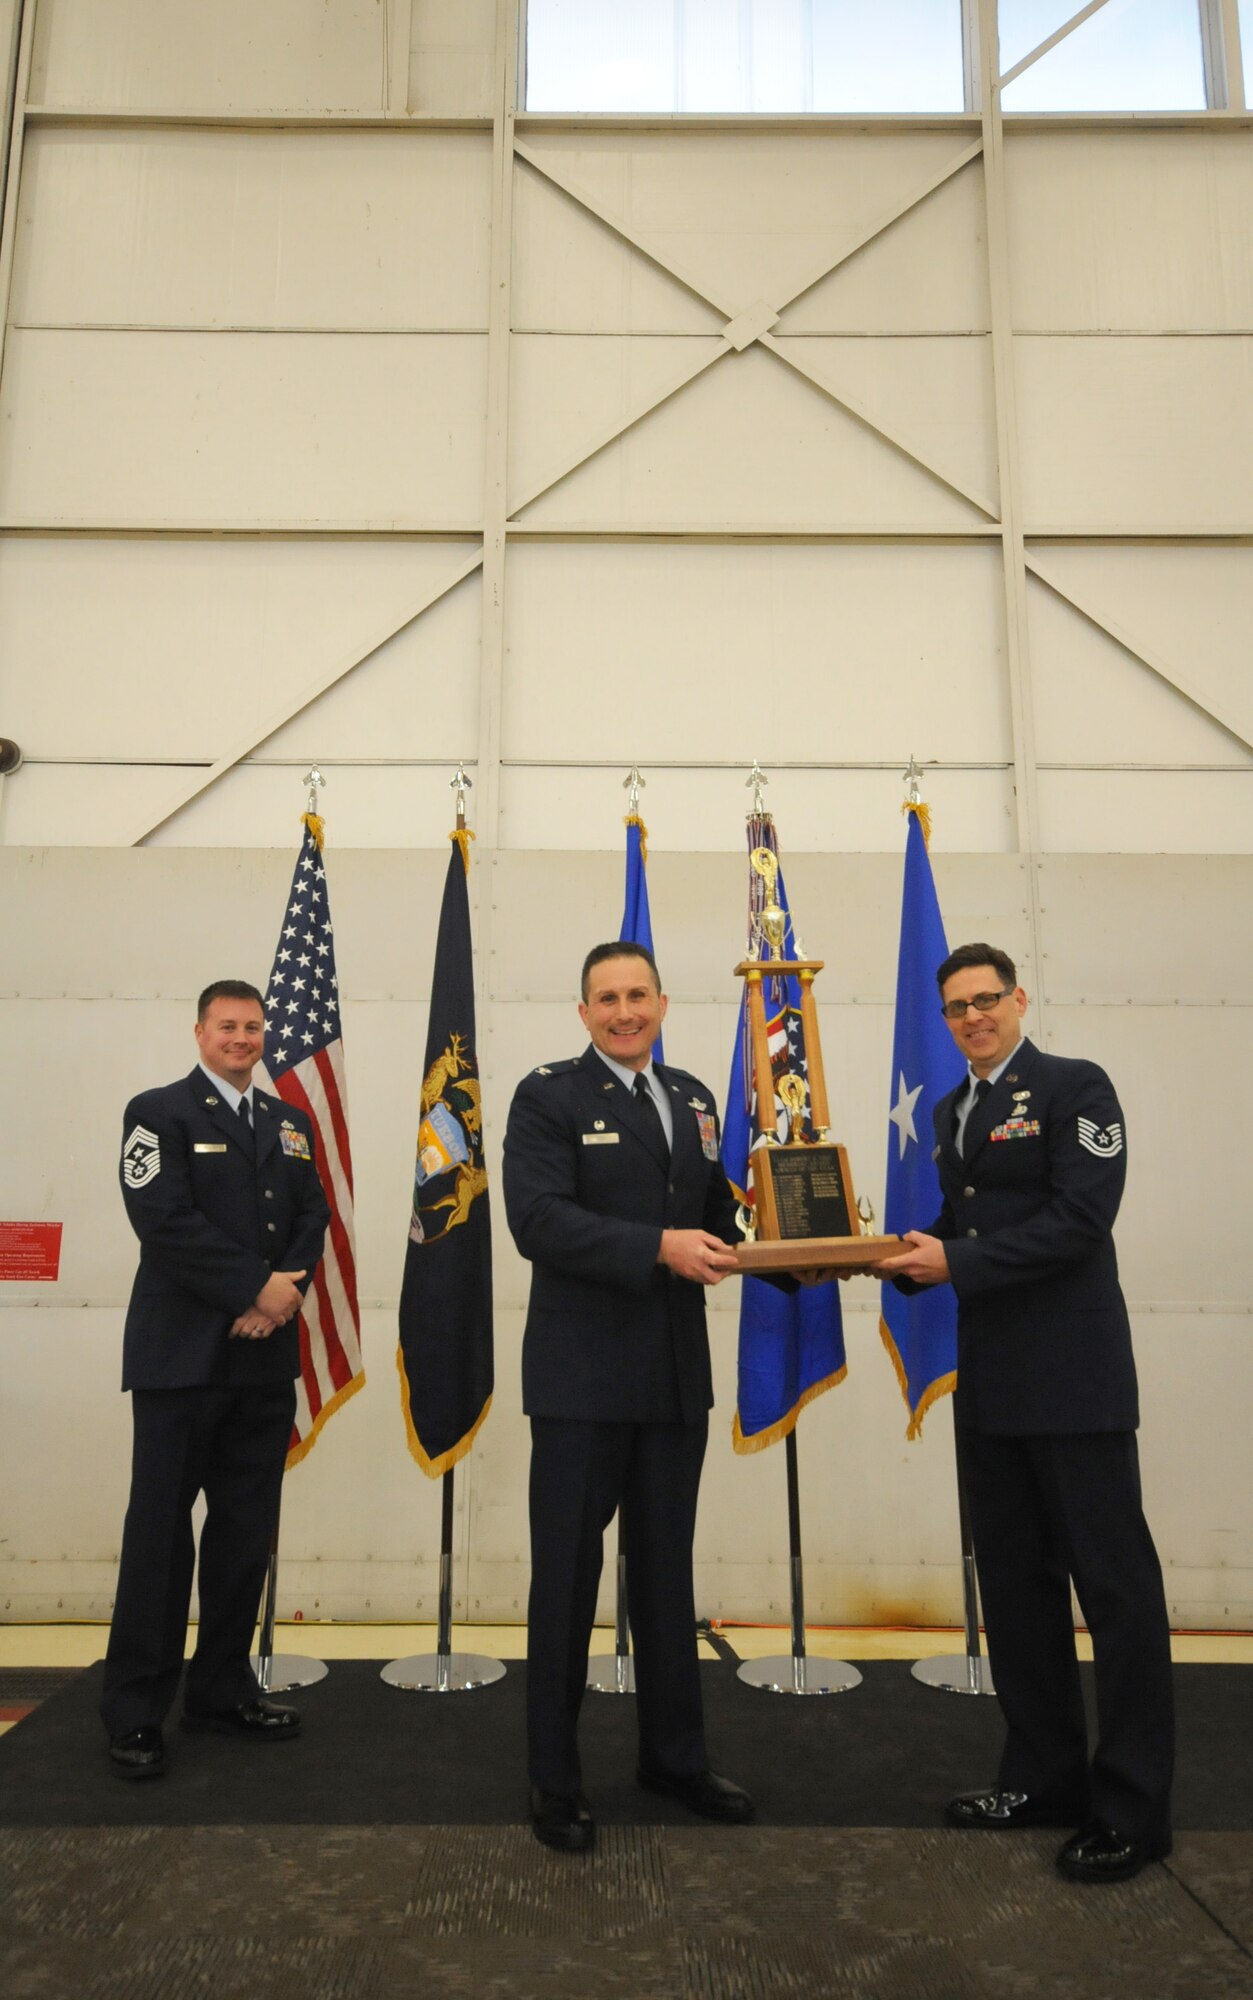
[587,763,650,1698]
[728,773,858,1696]
[250,1490,328,1692]
[383,764,504,1694]
[248,762,354,1696]
[883,757,993,1696]
[586,1520,635,1694]
[910,1434,995,1694]
[736,1428,862,1694]
[382,1460,504,1690]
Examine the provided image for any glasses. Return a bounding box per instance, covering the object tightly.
[939,987,1013,1021]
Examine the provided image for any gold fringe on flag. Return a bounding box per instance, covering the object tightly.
[451,826,476,875]
[302,811,326,852]
[395,1341,492,1480]
[624,812,648,864]
[284,1371,366,1472]
[877,1313,956,1442]
[731,1362,849,1455]
[902,796,932,848]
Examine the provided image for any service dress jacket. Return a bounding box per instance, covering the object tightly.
[118,1068,329,1392]
[502,1050,741,1426]
[925,1037,1138,1436]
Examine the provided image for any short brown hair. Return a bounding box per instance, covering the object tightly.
[936,943,1017,994]
[197,979,265,1020]
[580,942,661,1002]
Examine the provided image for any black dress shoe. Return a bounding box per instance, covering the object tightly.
[108,1725,165,1780]
[637,1766,755,1824]
[946,1788,1083,1831]
[1057,1823,1171,1884]
[180,1698,301,1739]
[530,1786,594,1854]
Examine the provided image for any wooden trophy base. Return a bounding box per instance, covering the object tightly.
[737,1233,903,1277]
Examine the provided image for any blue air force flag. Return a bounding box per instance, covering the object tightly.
[879,805,966,1438]
[621,814,663,1063]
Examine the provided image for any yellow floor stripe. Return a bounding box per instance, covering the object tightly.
[0,1623,1249,1668]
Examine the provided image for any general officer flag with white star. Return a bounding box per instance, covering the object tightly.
[258,811,365,1466]
[879,802,966,1438]
[722,812,846,1452]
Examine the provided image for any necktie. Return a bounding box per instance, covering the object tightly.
[633,1073,669,1157]
[958,1077,991,1158]
[236,1097,254,1155]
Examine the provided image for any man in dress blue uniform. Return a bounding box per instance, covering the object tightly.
[102,979,329,1778]
[882,943,1174,1883]
[503,942,754,1852]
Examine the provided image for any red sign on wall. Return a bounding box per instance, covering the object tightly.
[0,1222,63,1282]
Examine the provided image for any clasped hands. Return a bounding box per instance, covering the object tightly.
[229,1268,307,1340]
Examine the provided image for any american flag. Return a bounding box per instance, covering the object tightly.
[257,812,364,1466]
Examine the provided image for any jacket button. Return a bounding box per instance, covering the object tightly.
[966,1227,978,1238]
[267,1222,277,1233]
[668,1183,675,1194]
[963,1186,976,1199]
[264,1189,274,1200]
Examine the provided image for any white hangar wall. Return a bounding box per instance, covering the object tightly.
[0,1,1249,1629]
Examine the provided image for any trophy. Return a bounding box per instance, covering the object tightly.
[734,845,901,1278]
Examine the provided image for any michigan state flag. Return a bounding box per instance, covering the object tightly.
[397,833,493,1475]
[879,803,965,1437]
[722,812,846,1452]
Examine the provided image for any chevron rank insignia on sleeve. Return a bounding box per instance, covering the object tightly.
[1077,1117,1123,1158]
[122,1125,161,1187]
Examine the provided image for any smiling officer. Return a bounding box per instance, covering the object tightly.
[503,941,753,1853]
[102,980,329,1778]
[881,942,1174,1884]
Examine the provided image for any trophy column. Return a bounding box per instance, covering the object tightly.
[732,874,863,1696]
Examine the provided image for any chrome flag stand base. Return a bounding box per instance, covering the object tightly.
[587,1520,636,1693]
[735,1432,862,1697]
[382,1468,505,1694]
[911,1651,995,1695]
[250,1497,329,1692]
[587,1651,636,1694]
[251,1650,330,1693]
[738,1648,861,1695]
[381,1650,506,1693]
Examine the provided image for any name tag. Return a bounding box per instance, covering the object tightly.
[582,1131,619,1146]
[193,1143,228,1154]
